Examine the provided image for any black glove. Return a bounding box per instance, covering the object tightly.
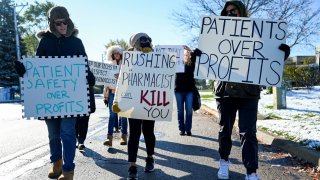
[14,61,26,77]
[192,48,202,57]
[278,43,290,60]
[104,99,108,107]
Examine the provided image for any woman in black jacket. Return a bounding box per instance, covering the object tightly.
[174,46,201,136]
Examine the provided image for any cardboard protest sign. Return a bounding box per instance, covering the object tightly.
[196,16,287,87]
[21,56,89,119]
[114,51,176,121]
[154,45,185,72]
[88,60,119,87]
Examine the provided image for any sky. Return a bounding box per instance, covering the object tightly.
[201,86,320,150]
[16,0,188,62]
[15,0,320,62]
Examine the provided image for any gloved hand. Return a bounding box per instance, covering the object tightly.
[278,43,290,60]
[14,61,26,77]
[104,99,108,107]
[112,101,121,113]
[192,48,202,57]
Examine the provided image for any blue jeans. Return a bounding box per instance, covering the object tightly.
[175,91,193,133]
[45,117,76,172]
[107,92,128,135]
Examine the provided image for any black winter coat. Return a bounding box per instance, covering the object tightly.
[214,81,261,99]
[175,52,197,92]
[36,30,96,113]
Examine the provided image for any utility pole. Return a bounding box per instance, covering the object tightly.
[13,2,27,101]
[13,2,28,61]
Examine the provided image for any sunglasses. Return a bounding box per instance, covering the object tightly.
[140,36,152,43]
[54,21,67,26]
[226,8,238,15]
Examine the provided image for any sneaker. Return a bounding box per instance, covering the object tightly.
[144,157,155,172]
[217,159,230,179]
[245,173,261,180]
[78,144,85,151]
[127,166,138,179]
[179,131,186,136]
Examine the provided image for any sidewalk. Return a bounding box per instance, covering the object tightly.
[201,104,320,167]
[13,96,313,179]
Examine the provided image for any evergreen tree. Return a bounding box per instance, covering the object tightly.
[0,0,21,86]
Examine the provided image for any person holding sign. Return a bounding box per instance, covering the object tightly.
[213,1,291,180]
[103,45,128,146]
[15,6,95,180]
[174,46,202,136]
[112,33,156,179]
[75,84,96,152]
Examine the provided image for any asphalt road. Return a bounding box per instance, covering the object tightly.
[0,95,313,179]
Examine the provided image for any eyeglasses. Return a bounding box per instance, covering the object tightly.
[54,21,67,26]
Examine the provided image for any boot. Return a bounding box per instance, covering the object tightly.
[103,135,113,146]
[120,134,127,145]
[58,170,74,180]
[48,159,63,179]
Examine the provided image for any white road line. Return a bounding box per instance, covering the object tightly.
[0,122,107,179]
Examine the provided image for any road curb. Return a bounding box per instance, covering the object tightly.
[200,104,320,167]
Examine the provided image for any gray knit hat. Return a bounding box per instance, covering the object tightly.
[129,32,150,48]
[47,6,75,37]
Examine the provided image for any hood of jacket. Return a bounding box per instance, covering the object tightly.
[106,45,124,63]
[220,0,248,17]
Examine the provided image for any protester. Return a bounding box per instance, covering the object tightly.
[214,1,291,180]
[14,6,95,180]
[75,82,96,152]
[103,45,128,146]
[174,46,201,136]
[112,33,156,179]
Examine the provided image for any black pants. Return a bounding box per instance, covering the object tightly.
[128,118,155,162]
[75,115,89,144]
[216,98,259,174]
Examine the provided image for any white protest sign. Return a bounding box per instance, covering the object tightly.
[154,45,185,72]
[88,60,119,87]
[21,56,89,119]
[114,51,176,121]
[196,16,287,87]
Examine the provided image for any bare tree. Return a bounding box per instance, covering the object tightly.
[172,0,320,49]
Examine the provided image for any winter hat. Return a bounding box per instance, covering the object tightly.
[106,45,124,61]
[129,32,150,48]
[47,6,75,37]
[220,0,248,17]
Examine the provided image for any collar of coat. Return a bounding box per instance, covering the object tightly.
[36,28,79,39]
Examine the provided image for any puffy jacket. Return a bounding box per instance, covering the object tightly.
[36,29,96,113]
